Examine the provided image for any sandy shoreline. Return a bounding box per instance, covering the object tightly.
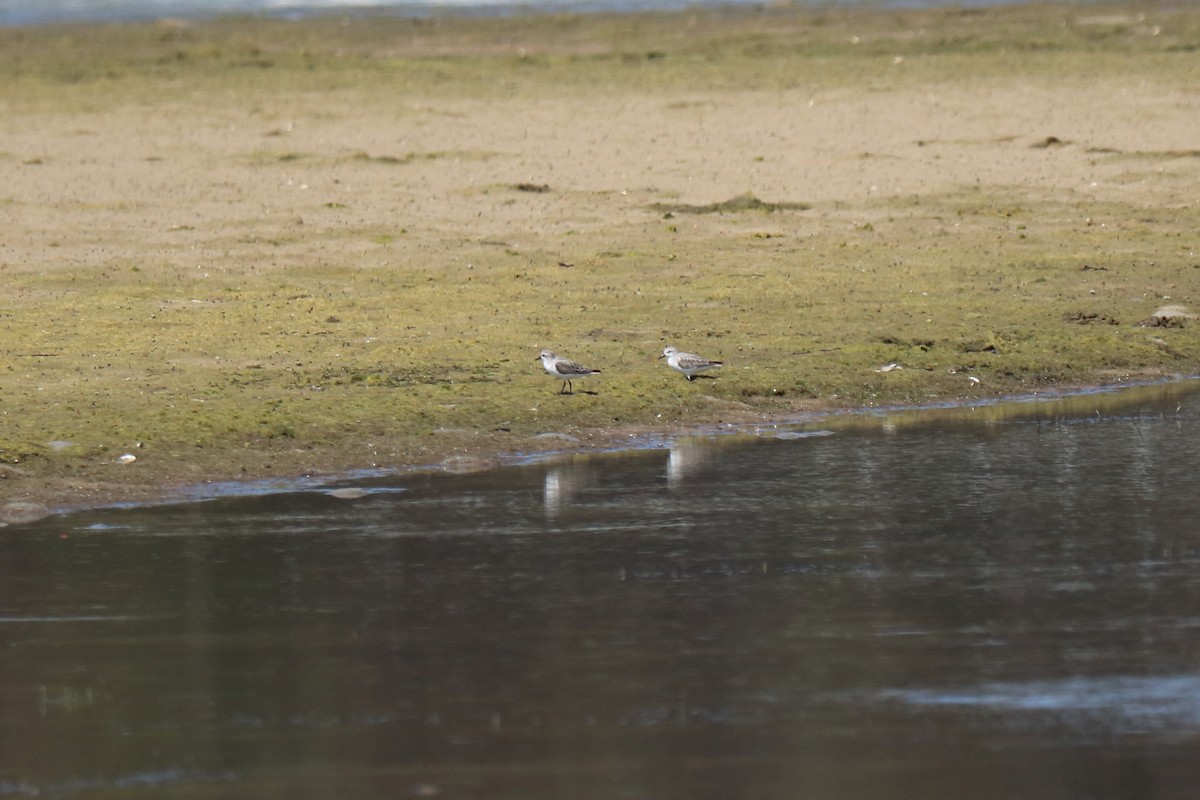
[2,3,1199,525]
[5,375,1197,526]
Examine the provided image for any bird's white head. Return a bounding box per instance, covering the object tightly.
[537,349,556,362]
[659,346,678,359]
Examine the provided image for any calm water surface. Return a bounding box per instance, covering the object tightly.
[3,382,1200,799]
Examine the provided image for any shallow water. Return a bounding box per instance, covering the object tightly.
[3,381,1200,799]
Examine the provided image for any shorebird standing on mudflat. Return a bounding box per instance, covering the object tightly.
[537,349,601,394]
[659,346,723,381]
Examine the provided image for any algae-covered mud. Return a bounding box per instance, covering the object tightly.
[1,3,1199,520]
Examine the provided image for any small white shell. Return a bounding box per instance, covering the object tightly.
[117,453,137,464]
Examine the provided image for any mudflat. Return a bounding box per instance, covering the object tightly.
[2,2,1198,522]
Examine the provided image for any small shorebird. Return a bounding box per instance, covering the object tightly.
[659,345,722,381]
[537,349,601,394]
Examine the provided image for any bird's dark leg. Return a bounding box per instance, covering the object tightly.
[687,375,695,381]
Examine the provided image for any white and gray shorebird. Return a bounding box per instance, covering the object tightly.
[659,345,723,381]
[536,349,601,395]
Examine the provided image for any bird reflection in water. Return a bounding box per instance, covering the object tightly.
[667,436,718,489]
[542,458,595,518]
